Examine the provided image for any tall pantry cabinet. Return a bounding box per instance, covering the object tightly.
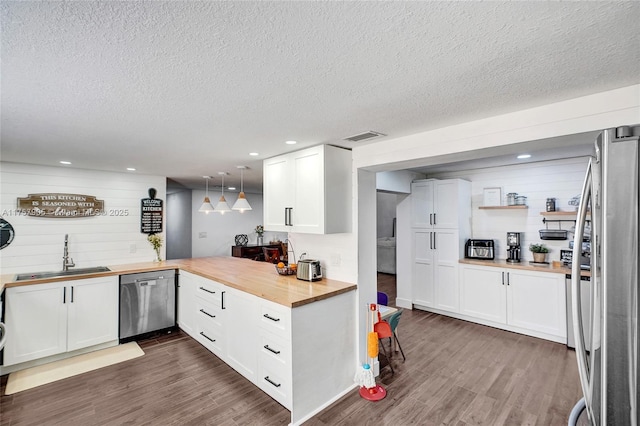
[411,179,471,313]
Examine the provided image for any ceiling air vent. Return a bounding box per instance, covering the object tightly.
[343,131,386,142]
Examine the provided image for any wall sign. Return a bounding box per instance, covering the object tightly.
[0,218,15,249]
[141,188,163,234]
[17,193,105,218]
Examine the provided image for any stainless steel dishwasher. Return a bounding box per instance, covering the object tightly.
[119,270,176,342]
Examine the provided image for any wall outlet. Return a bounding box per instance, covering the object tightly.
[199,232,207,239]
[129,244,137,253]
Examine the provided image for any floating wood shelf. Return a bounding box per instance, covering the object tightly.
[539,211,581,216]
[479,205,528,210]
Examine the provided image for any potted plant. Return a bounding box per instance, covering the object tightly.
[255,225,264,245]
[529,243,549,263]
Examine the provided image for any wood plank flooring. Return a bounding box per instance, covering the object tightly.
[1,274,582,425]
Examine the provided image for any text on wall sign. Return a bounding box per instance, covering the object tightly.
[16,193,105,218]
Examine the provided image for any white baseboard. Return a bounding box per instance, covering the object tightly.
[395,298,413,309]
[291,383,358,425]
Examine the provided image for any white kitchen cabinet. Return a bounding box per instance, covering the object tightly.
[411,179,470,229]
[67,277,119,351]
[460,265,507,323]
[507,269,566,338]
[225,286,258,383]
[263,144,352,234]
[411,179,470,313]
[459,264,566,342]
[4,277,118,366]
[177,271,196,335]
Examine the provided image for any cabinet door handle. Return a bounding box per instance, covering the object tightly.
[501,272,505,285]
[264,376,281,388]
[429,213,433,226]
[63,287,66,304]
[199,287,215,294]
[433,232,436,250]
[200,309,215,318]
[199,332,216,343]
[263,313,281,322]
[507,272,510,286]
[433,213,436,225]
[221,291,226,309]
[71,286,74,303]
[287,207,294,226]
[284,208,288,226]
[264,344,281,354]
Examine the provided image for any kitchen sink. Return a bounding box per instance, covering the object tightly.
[14,266,111,281]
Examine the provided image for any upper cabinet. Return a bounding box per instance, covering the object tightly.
[411,179,471,229]
[263,145,352,234]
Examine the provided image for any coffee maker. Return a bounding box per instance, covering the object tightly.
[506,232,521,263]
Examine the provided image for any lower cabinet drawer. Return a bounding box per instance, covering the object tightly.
[195,279,223,306]
[259,301,290,339]
[195,317,224,357]
[259,331,290,370]
[195,298,223,329]
[257,358,292,410]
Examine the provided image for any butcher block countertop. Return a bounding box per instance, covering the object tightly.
[459,258,592,277]
[1,257,356,308]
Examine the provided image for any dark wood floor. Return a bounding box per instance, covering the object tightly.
[1,274,581,425]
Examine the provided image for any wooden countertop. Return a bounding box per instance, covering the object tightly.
[459,258,591,277]
[0,257,356,308]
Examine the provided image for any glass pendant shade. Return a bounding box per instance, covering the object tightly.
[199,177,215,214]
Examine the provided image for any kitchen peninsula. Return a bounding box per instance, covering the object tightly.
[1,257,357,426]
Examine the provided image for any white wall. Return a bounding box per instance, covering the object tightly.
[376,192,396,238]
[191,190,287,258]
[430,157,590,262]
[0,162,166,274]
[166,189,192,260]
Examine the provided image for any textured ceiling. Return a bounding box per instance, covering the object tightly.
[2,1,639,192]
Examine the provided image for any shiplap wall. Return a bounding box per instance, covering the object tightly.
[429,156,590,262]
[0,162,166,275]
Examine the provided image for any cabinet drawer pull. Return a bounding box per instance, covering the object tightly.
[200,309,215,318]
[264,376,281,388]
[263,313,281,322]
[222,291,226,309]
[199,287,216,294]
[264,344,281,355]
[199,332,216,343]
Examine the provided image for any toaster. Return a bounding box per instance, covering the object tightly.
[296,259,322,281]
[465,239,495,260]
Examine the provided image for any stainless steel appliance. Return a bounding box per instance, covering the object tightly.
[569,126,639,425]
[506,232,521,263]
[464,239,495,260]
[120,270,176,342]
[565,274,591,349]
[296,259,322,281]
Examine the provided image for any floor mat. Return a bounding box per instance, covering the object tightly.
[4,342,144,395]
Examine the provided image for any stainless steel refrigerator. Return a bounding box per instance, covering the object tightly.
[569,126,639,425]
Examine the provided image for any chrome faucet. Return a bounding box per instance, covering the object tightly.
[62,234,75,271]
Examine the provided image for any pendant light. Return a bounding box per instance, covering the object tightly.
[232,166,252,212]
[215,172,231,214]
[198,176,214,214]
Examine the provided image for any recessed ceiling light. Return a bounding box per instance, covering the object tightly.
[59,161,71,165]
[285,140,297,145]
[517,154,531,159]
[249,152,259,156]
[126,167,136,171]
